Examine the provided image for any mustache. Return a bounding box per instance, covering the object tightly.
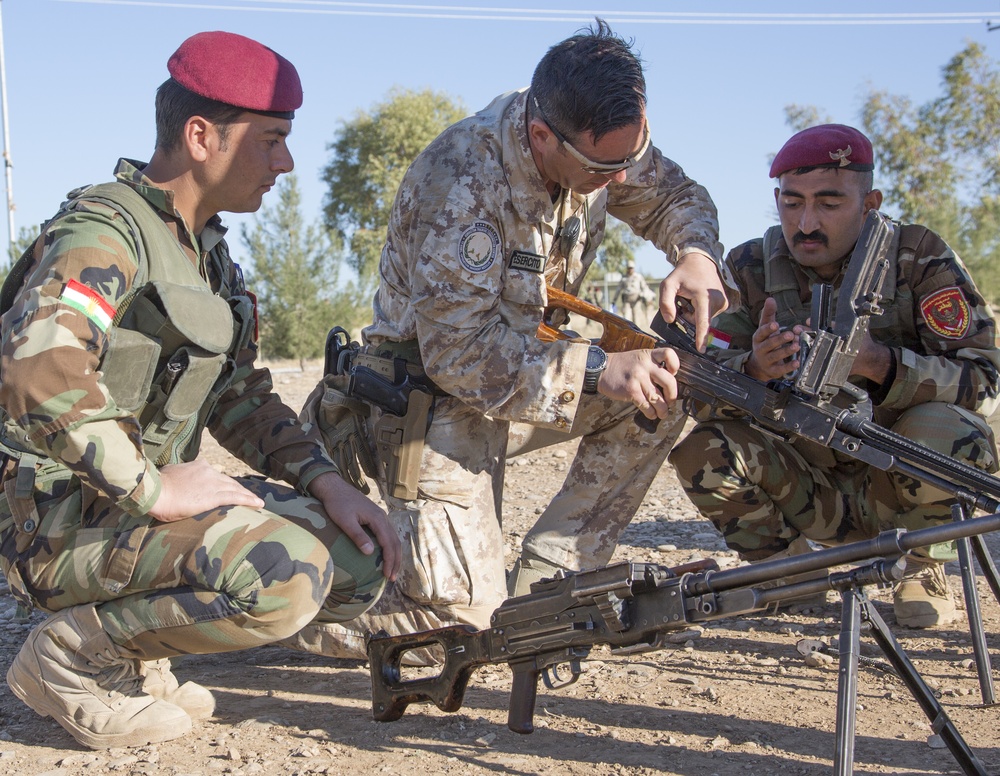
[793,230,828,246]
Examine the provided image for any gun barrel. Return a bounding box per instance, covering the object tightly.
[844,414,1000,513]
[686,512,1000,597]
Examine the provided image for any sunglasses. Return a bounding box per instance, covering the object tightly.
[532,96,651,175]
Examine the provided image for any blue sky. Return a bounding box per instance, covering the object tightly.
[2,1,999,277]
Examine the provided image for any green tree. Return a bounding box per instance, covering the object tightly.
[242,174,364,367]
[321,87,467,283]
[2,226,39,286]
[861,42,1000,302]
[595,218,643,275]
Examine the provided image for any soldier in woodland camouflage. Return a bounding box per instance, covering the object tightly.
[0,32,399,749]
[290,19,737,663]
[671,124,1000,628]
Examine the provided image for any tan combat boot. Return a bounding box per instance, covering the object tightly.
[6,604,192,749]
[754,536,830,612]
[140,659,216,722]
[893,556,959,629]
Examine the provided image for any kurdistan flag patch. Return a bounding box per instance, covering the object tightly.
[59,279,115,332]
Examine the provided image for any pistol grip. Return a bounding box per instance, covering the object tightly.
[507,664,540,734]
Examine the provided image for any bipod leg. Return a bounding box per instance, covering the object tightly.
[970,533,1000,604]
[833,589,862,776]
[861,599,988,776]
[952,502,996,705]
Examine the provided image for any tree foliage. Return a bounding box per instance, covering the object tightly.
[1,226,40,287]
[321,88,467,282]
[861,42,1000,302]
[242,174,365,367]
[595,218,643,275]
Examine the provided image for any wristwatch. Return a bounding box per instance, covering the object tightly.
[583,345,608,394]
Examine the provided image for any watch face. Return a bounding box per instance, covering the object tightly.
[586,346,606,370]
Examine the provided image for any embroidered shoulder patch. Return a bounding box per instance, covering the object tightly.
[920,286,970,339]
[458,221,500,273]
[60,279,115,332]
[508,250,546,274]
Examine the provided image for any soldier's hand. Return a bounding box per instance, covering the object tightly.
[598,347,679,420]
[852,331,892,384]
[151,460,266,522]
[308,471,401,582]
[658,252,729,352]
[746,297,804,381]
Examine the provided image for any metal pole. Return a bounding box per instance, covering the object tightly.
[0,0,14,259]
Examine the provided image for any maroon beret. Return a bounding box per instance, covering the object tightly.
[168,31,302,118]
[770,124,874,178]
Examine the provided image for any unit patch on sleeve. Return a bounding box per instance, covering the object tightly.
[508,250,547,274]
[60,278,115,332]
[919,286,970,339]
[458,221,501,273]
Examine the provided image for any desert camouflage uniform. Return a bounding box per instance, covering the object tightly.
[293,88,731,659]
[613,270,653,323]
[671,223,1000,561]
[0,159,385,659]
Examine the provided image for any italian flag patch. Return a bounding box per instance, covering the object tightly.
[60,279,115,332]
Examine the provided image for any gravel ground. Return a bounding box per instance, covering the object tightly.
[0,360,998,776]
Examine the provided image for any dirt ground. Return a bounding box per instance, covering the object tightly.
[1,360,999,776]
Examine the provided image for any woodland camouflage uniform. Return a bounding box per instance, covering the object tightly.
[0,159,385,661]
[671,224,1000,563]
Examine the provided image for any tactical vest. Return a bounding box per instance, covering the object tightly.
[0,182,255,469]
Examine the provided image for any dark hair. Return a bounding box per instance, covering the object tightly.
[788,166,874,194]
[529,17,646,144]
[154,78,246,152]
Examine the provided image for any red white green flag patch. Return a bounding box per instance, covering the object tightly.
[60,279,115,332]
[707,327,732,350]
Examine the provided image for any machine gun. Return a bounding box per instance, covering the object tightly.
[540,213,1000,716]
[367,515,1000,774]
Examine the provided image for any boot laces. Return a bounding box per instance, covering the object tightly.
[897,561,950,598]
[86,649,146,699]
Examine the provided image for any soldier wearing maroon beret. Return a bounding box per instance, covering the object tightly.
[0,31,399,749]
[671,123,1000,629]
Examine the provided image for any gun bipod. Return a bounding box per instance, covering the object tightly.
[952,501,1000,706]
[832,583,989,776]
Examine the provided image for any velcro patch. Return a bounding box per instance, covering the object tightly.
[458,221,500,273]
[508,250,546,274]
[707,327,732,349]
[920,286,970,339]
[60,279,115,332]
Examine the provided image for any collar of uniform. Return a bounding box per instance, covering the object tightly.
[113,157,228,254]
[762,228,801,294]
[500,89,561,224]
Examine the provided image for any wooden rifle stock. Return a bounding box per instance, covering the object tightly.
[540,286,660,352]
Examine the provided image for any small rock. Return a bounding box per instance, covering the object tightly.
[928,734,948,749]
[665,628,703,644]
[805,651,835,668]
